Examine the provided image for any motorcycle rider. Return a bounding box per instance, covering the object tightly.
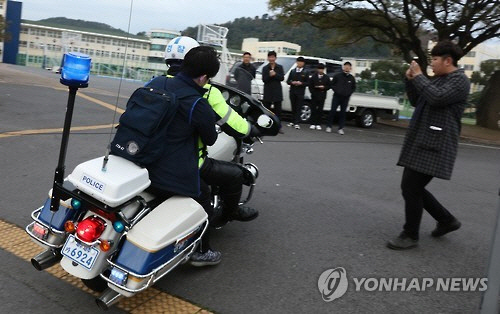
[148,36,260,266]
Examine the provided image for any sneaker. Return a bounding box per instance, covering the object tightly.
[287,122,294,127]
[431,219,461,237]
[278,128,284,134]
[316,125,322,130]
[338,129,345,135]
[387,232,418,250]
[294,124,300,129]
[190,249,222,267]
[229,206,259,222]
[325,127,332,133]
[309,125,316,130]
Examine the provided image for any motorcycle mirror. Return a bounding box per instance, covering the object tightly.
[257,115,273,129]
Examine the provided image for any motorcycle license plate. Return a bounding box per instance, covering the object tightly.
[62,235,99,270]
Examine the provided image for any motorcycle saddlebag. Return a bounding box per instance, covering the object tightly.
[114,196,207,275]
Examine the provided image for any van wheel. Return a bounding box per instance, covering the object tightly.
[356,109,375,128]
[299,103,312,123]
[82,276,108,292]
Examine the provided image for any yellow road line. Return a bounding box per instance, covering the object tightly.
[0,219,212,313]
[78,92,125,114]
[0,88,124,139]
[0,124,118,138]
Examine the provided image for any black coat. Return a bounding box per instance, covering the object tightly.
[235,63,256,94]
[286,68,309,95]
[262,63,284,102]
[331,72,356,97]
[397,69,470,180]
[309,73,331,100]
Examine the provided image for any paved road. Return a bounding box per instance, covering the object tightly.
[1,65,499,313]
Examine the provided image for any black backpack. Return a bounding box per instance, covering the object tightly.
[110,76,198,166]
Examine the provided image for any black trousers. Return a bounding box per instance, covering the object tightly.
[290,92,304,124]
[196,158,244,252]
[401,167,455,240]
[310,93,326,125]
[327,94,350,129]
[263,101,282,120]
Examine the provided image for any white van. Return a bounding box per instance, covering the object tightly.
[253,55,402,128]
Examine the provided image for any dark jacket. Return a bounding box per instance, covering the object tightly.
[262,63,284,102]
[145,73,217,197]
[287,67,309,95]
[331,72,356,97]
[309,73,330,99]
[235,62,256,94]
[397,69,470,180]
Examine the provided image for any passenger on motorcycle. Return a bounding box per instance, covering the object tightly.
[148,36,261,266]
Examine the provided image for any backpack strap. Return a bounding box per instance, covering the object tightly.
[188,98,203,125]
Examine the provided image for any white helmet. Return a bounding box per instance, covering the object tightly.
[164,36,200,61]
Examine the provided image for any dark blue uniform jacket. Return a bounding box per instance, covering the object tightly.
[145,73,217,197]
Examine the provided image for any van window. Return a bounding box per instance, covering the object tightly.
[256,57,297,74]
[326,63,342,77]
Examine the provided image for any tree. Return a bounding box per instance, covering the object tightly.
[359,68,372,80]
[470,71,484,85]
[269,0,500,74]
[476,70,500,129]
[370,60,407,81]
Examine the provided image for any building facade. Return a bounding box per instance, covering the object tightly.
[0,0,5,61]
[147,28,180,71]
[242,38,301,62]
[15,22,181,80]
[428,40,500,78]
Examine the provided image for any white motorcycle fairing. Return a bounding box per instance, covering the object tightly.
[102,196,208,296]
[207,132,237,161]
[67,155,150,208]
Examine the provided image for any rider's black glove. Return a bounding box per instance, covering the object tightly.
[249,124,262,138]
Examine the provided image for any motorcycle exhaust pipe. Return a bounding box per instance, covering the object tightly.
[31,249,61,271]
[96,288,122,311]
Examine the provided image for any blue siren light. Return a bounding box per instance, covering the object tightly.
[60,52,91,88]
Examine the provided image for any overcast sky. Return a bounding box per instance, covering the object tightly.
[17,0,273,34]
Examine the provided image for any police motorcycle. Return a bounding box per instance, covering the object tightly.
[25,53,280,310]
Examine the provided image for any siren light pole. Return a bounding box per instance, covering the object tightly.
[50,52,91,212]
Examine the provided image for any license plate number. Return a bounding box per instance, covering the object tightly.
[62,235,99,270]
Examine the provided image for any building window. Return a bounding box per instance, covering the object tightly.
[150,44,166,51]
[151,32,178,39]
[19,41,27,47]
[282,47,297,55]
[148,56,164,63]
[463,64,474,71]
[465,51,476,58]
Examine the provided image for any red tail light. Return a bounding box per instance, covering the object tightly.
[76,216,106,243]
